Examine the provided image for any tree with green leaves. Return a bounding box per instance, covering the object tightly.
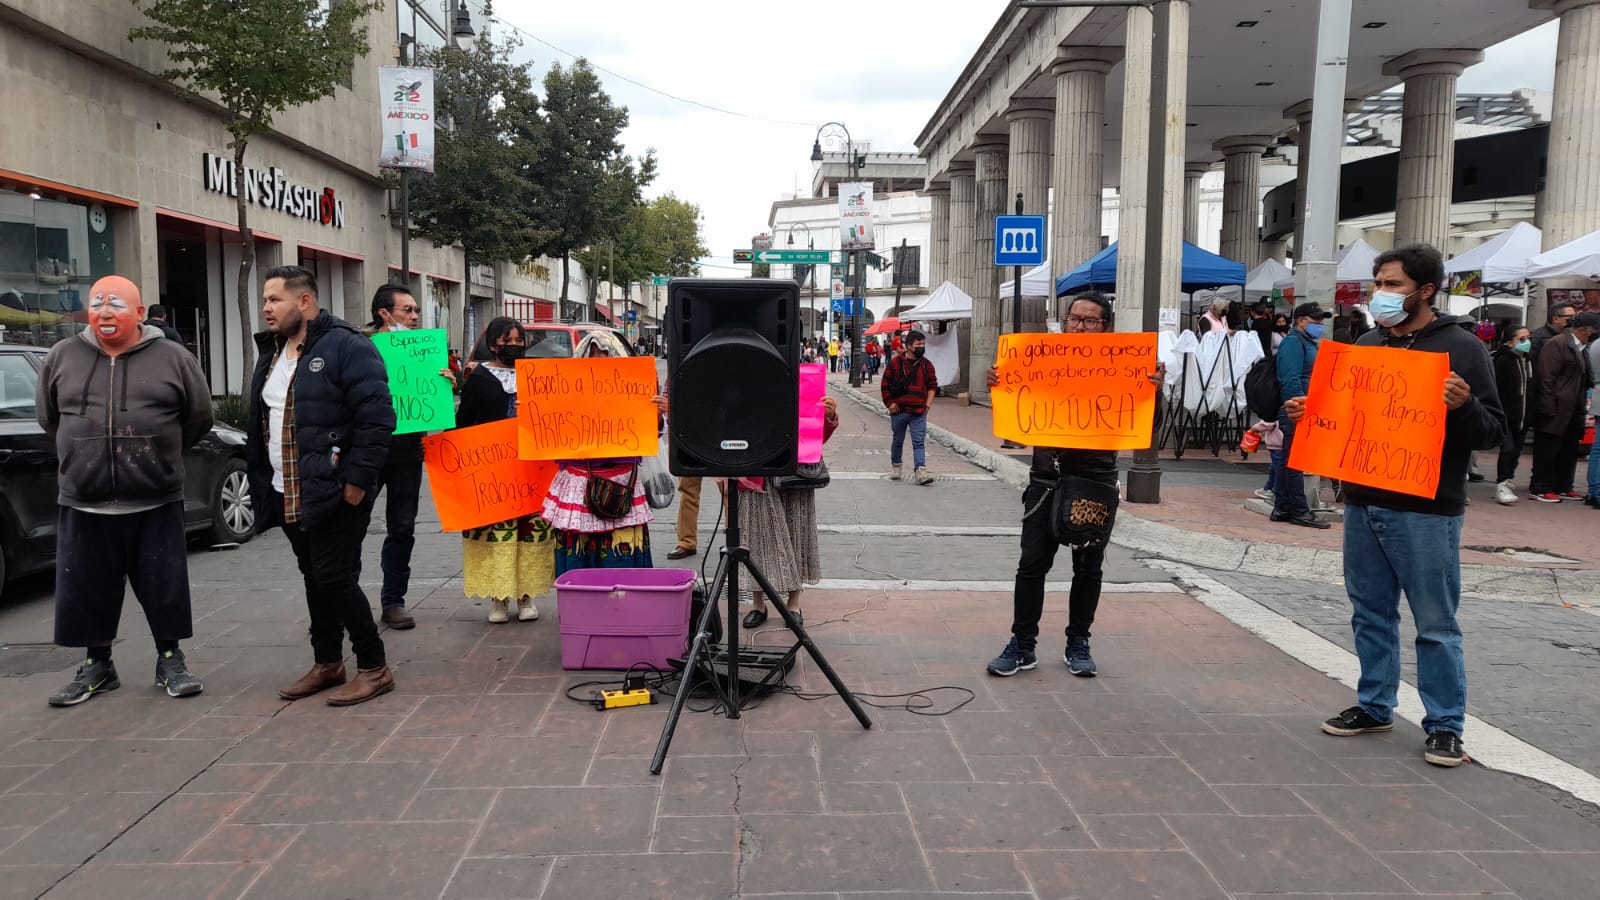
[530,59,656,313]
[129,0,379,379]
[407,30,551,344]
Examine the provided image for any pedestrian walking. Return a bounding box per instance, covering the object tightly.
[1492,324,1532,505]
[1529,311,1599,502]
[38,275,213,706]
[1270,302,1332,529]
[984,292,1165,678]
[1290,244,1506,767]
[881,329,937,485]
[455,316,555,623]
[365,285,457,629]
[247,265,397,706]
[827,337,840,373]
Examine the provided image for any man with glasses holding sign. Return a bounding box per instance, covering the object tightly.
[983,293,1164,679]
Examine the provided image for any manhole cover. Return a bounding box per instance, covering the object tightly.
[0,643,81,677]
[1464,545,1580,565]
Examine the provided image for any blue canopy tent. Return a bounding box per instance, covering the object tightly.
[1055,241,1247,295]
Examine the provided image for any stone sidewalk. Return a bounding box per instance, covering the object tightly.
[837,373,1600,605]
[3,572,1599,899]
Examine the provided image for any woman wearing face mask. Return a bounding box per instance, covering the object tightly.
[1272,314,1290,351]
[1492,324,1533,505]
[455,317,556,623]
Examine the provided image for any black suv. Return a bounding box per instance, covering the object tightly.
[0,344,254,593]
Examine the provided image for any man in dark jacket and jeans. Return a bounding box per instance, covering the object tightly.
[247,266,397,707]
[1288,244,1506,768]
[37,275,213,706]
[1272,302,1332,529]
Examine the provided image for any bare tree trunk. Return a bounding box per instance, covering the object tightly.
[560,251,570,304]
[233,139,256,391]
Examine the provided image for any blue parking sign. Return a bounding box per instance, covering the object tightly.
[994,215,1046,267]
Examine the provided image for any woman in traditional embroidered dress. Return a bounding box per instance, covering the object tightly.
[455,317,555,623]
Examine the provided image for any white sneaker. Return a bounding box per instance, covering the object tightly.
[890,465,902,481]
[1496,480,1519,505]
[488,599,510,624]
[517,598,539,621]
[1253,488,1274,501]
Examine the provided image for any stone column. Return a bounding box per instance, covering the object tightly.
[1385,49,1482,249]
[948,162,977,302]
[1260,238,1289,263]
[1007,102,1054,334]
[1285,97,1364,259]
[925,182,951,288]
[1050,47,1121,320]
[1537,0,1600,324]
[1183,163,1209,245]
[970,141,1009,402]
[1214,136,1272,269]
[1114,0,1189,333]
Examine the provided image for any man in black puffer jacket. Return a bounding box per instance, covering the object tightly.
[246,265,397,707]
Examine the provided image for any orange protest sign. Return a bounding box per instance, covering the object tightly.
[423,419,556,532]
[515,356,660,461]
[990,332,1160,450]
[1287,342,1449,499]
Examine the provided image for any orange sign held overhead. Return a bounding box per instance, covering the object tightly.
[990,332,1160,451]
[423,419,556,532]
[1287,343,1449,500]
[515,357,660,461]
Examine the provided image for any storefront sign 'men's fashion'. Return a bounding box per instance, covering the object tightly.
[201,153,346,228]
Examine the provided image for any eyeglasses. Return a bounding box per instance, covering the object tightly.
[1064,315,1105,328]
[393,305,421,315]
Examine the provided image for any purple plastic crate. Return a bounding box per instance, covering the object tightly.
[555,568,697,671]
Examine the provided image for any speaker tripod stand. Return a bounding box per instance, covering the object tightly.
[651,485,871,775]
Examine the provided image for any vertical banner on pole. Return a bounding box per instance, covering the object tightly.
[838,182,876,251]
[379,66,436,174]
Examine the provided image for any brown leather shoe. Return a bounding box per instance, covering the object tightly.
[380,606,416,629]
[278,662,346,700]
[324,666,395,707]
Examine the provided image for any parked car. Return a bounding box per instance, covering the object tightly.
[0,343,254,593]
[519,323,639,359]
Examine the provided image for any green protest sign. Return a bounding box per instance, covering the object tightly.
[372,329,456,435]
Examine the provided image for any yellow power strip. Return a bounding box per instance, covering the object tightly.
[599,688,655,710]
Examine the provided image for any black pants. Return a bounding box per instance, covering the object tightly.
[373,456,423,610]
[280,494,386,670]
[1496,426,1527,484]
[54,502,192,648]
[1012,483,1106,650]
[1530,414,1584,494]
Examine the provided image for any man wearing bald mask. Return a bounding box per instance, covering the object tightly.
[36,275,214,706]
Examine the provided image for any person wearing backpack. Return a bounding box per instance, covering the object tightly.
[1271,303,1332,529]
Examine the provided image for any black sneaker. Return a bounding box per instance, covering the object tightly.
[1424,730,1465,767]
[1320,705,1393,736]
[155,649,204,698]
[48,659,121,707]
[985,638,1037,677]
[1063,638,1098,677]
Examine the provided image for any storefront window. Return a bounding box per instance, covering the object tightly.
[0,189,115,346]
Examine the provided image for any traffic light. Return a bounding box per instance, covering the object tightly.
[732,250,754,263]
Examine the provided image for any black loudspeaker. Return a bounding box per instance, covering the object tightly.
[668,279,800,477]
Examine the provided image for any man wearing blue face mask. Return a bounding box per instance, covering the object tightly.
[1270,302,1332,529]
[1287,243,1506,769]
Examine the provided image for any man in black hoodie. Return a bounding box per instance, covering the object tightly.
[1287,244,1505,768]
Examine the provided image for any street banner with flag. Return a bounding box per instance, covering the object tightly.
[839,182,875,251]
[379,66,435,173]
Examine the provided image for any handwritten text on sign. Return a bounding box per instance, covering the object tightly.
[423,418,556,532]
[991,333,1159,450]
[515,356,660,460]
[372,329,455,434]
[1287,343,1448,500]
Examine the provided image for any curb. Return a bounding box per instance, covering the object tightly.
[830,378,1600,606]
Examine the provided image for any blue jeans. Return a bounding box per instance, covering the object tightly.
[1343,504,1466,736]
[1588,435,1600,499]
[890,411,927,468]
[1265,447,1285,492]
[1272,412,1307,516]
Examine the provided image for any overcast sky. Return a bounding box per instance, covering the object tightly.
[481,1,1559,276]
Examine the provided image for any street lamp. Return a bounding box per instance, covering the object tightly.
[812,122,866,387]
[449,0,475,46]
[787,223,816,338]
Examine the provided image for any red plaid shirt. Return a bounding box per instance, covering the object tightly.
[881,354,937,414]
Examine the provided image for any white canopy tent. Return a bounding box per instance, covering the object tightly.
[901,280,973,321]
[998,262,1053,298]
[1527,228,1600,281]
[1273,238,1379,291]
[1446,221,1542,283]
[1244,258,1293,299]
